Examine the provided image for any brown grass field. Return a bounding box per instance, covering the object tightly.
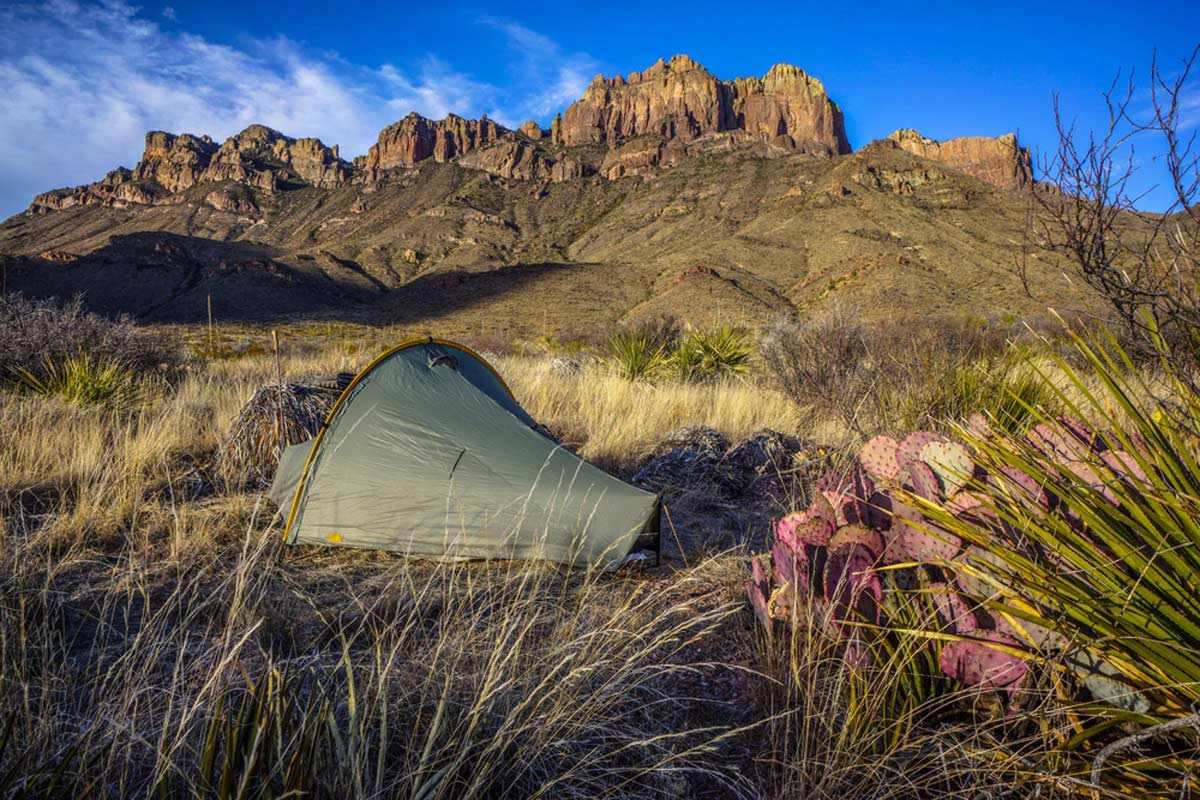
[0,319,1194,799]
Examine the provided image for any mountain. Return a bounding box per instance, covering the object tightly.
[0,54,1071,335]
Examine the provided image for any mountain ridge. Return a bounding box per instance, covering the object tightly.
[22,54,1032,214]
[2,54,1065,334]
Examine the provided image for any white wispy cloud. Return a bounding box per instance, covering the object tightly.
[480,19,600,120]
[0,2,595,218]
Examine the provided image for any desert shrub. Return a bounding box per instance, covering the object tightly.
[760,310,1048,435]
[0,292,177,383]
[605,330,669,381]
[618,312,681,352]
[13,354,138,407]
[668,326,754,382]
[759,309,869,409]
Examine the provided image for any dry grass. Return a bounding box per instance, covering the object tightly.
[0,328,1153,798]
[497,354,805,473]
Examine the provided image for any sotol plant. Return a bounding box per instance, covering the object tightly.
[749,329,1200,788]
[749,418,1167,711]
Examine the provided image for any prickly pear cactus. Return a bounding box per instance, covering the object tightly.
[748,413,1152,713]
[860,435,901,481]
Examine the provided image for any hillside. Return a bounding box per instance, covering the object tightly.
[0,54,1078,335]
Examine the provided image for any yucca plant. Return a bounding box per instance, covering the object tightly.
[13,353,138,406]
[669,327,754,383]
[929,324,1200,785]
[604,331,668,381]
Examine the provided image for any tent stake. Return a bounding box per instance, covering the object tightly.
[664,503,688,568]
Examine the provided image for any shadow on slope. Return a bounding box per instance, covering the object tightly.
[2,232,384,322]
[356,261,657,338]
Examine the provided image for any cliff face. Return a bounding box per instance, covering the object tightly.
[554,55,850,156]
[31,126,349,211]
[364,113,506,171]
[886,129,1033,190]
[729,64,850,153]
[25,54,1038,216]
[132,132,218,192]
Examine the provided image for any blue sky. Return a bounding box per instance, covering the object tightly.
[0,0,1196,219]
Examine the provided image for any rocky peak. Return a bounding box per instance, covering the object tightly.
[365,112,508,172]
[204,125,349,189]
[886,129,1032,190]
[133,131,219,193]
[29,124,350,213]
[518,120,546,140]
[553,55,850,156]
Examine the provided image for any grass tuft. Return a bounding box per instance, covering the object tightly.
[14,353,139,407]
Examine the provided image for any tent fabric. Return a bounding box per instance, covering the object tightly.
[270,339,660,570]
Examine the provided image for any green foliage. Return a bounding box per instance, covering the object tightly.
[942,327,1200,721]
[0,712,104,798]
[604,331,668,381]
[181,665,335,800]
[922,349,1060,435]
[606,325,752,383]
[668,327,754,382]
[15,354,138,406]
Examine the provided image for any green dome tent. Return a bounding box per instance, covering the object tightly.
[269,338,661,570]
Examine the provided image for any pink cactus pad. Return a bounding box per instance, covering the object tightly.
[1026,421,1088,461]
[939,630,1027,691]
[965,412,992,440]
[920,440,975,497]
[947,491,1003,530]
[829,524,885,559]
[836,468,876,525]
[774,512,809,549]
[906,460,942,503]
[859,435,901,481]
[746,556,772,628]
[993,465,1053,510]
[880,500,923,565]
[863,491,894,531]
[1057,415,1106,453]
[897,431,946,470]
[808,492,838,528]
[825,543,883,630]
[928,582,978,634]
[772,539,808,594]
[1102,449,1150,488]
[1065,460,1120,506]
